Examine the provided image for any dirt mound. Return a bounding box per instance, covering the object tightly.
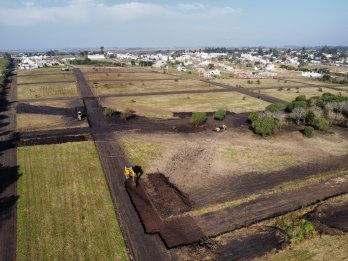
[216,227,289,261]
[146,173,191,218]
[306,200,348,234]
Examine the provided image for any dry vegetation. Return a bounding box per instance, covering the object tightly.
[17,82,79,100]
[85,72,177,81]
[259,87,346,102]
[101,92,269,118]
[91,79,221,95]
[17,73,75,84]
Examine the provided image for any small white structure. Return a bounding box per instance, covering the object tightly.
[87,54,105,60]
[301,72,322,78]
[204,69,220,78]
[177,66,186,72]
[266,63,275,72]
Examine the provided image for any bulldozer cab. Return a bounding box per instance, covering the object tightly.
[124,165,143,185]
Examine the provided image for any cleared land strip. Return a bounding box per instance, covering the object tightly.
[74,68,173,261]
[88,78,178,82]
[278,78,348,91]
[16,73,73,77]
[19,89,231,103]
[245,85,342,90]
[126,174,348,248]
[0,71,17,261]
[203,80,288,104]
[17,80,76,86]
[194,175,348,237]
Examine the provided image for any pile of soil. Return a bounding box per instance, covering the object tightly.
[146,173,192,218]
[306,200,348,234]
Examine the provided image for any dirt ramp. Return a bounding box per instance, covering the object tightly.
[147,173,191,218]
[216,227,289,261]
[306,200,348,234]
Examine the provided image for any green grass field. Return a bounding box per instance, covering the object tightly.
[91,79,221,95]
[17,82,79,100]
[17,142,128,261]
[17,73,75,84]
[102,92,270,118]
[259,87,346,102]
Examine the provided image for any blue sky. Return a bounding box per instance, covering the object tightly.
[0,0,347,49]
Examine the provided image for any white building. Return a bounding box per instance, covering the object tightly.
[88,54,105,60]
[266,63,275,72]
[301,72,322,78]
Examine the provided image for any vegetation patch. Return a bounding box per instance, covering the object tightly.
[17,142,128,261]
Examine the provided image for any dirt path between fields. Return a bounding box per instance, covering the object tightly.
[0,69,18,261]
[74,68,174,261]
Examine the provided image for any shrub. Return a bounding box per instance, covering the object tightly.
[278,87,283,91]
[303,126,314,137]
[257,79,260,85]
[318,87,323,92]
[248,111,259,123]
[266,103,286,113]
[305,110,315,125]
[191,112,207,125]
[252,116,279,136]
[314,117,329,131]
[214,109,226,121]
[103,107,119,117]
[287,100,308,111]
[121,108,136,120]
[295,95,306,102]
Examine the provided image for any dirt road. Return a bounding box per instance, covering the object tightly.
[74,68,173,261]
[0,72,18,261]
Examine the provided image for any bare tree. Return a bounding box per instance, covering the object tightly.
[289,108,306,125]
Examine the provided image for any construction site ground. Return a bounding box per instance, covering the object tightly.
[1,65,347,261]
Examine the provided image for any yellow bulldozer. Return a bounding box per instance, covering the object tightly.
[124,165,143,184]
[213,124,227,132]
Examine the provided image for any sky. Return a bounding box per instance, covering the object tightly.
[0,0,347,49]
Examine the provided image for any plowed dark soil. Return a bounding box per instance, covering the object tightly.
[216,227,289,261]
[18,134,90,147]
[146,173,191,218]
[306,200,348,234]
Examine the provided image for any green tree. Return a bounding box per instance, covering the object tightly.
[266,103,286,113]
[303,126,314,137]
[252,116,279,136]
[100,46,105,54]
[214,109,226,121]
[248,111,259,123]
[191,112,207,125]
[208,63,214,70]
[314,117,329,131]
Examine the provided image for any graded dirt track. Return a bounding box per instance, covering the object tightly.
[74,68,173,260]
[0,70,18,261]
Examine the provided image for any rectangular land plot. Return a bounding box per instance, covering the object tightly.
[214,78,309,88]
[85,72,178,81]
[17,142,128,261]
[16,99,88,132]
[91,79,222,95]
[102,92,270,118]
[17,82,79,100]
[79,67,153,73]
[259,87,347,102]
[17,67,67,76]
[17,73,75,84]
